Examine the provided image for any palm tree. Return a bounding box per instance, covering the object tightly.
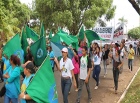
[118,17,128,34]
[128,0,140,15]
[118,17,128,26]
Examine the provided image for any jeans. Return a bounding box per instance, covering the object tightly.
[103,60,107,74]
[61,77,72,103]
[128,59,133,71]
[134,47,137,55]
[113,67,119,90]
[92,65,101,86]
[76,79,91,102]
[4,95,18,103]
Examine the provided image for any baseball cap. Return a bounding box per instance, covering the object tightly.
[62,47,68,53]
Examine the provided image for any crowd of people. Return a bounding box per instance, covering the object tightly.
[53,39,137,103]
[0,38,138,103]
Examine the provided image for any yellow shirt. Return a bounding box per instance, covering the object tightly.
[128,48,134,59]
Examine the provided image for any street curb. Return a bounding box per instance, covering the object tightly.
[117,67,140,103]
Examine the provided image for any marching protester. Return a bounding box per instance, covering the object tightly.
[102,44,110,77]
[76,46,92,103]
[72,49,80,92]
[109,50,123,94]
[54,47,77,103]
[3,55,21,103]
[0,48,11,82]
[128,44,135,71]
[47,46,55,72]
[19,61,36,103]
[92,43,102,90]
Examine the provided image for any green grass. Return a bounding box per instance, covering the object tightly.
[121,70,140,103]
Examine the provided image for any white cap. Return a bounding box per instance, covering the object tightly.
[62,47,68,53]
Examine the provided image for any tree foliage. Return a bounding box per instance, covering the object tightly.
[35,0,116,35]
[118,17,128,26]
[128,27,140,39]
[0,0,31,41]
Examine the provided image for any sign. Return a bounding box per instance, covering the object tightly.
[93,27,114,40]
[113,24,124,41]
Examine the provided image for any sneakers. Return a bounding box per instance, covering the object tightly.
[94,86,98,89]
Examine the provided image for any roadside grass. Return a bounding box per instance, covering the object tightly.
[121,69,140,103]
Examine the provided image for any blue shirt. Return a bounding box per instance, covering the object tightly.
[20,74,34,103]
[2,57,10,74]
[5,66,20,98]
[49,51,55,67]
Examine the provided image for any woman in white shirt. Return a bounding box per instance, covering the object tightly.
[54,47,76,103]
[92,46,102,90]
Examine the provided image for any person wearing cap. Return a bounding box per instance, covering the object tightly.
[54,47,76,103]
[19,61,36,103]
[3,55,21,103]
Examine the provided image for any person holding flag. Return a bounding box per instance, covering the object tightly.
[0,48,11,82]
[54,47,77,103]
[19,61,36,103]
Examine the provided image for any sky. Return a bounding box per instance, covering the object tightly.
[20,0,140,31]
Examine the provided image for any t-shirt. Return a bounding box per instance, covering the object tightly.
[49,51,55,67]
[93,52,102,65]
[20,74,34,103]
[60,58,74,78]
[113,55,123,68]
[128,48,135,59]
[120,47,125,56]
[5,66,20,98]
[2,57,10,74]
[72,56,80,74]
[102,49,110,60]
[80,55,92,80]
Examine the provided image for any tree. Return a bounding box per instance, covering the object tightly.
[0,0,31,41]
[118,17,128,26]
[128,0,140,15]
[128,27,140,39]
[35,0,116,35]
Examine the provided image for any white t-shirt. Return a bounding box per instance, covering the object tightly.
[93,52,102,65]
[80,56,88,80]
[60,58,74,78]
[120,47,125,56]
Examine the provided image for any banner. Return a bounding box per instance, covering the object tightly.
[113,24,124,41]
[93,27,114,40]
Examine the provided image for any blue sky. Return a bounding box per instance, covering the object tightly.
[20,0,140,30]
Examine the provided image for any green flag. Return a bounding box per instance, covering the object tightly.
[26,25,39,42]
[21,28,28,55]
[78,26,84,41]
[30,36,47,66]
[26,56,58,103]
[3,34,24,63]
[49,30,52,39]
[85,30,105,43]
[40,23,45,38]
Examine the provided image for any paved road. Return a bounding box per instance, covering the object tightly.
[0,56,139,103]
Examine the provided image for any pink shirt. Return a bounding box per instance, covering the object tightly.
[72,56,80,74]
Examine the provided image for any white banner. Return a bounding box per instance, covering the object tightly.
[113,24,124,41]
[93,27,114,40]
